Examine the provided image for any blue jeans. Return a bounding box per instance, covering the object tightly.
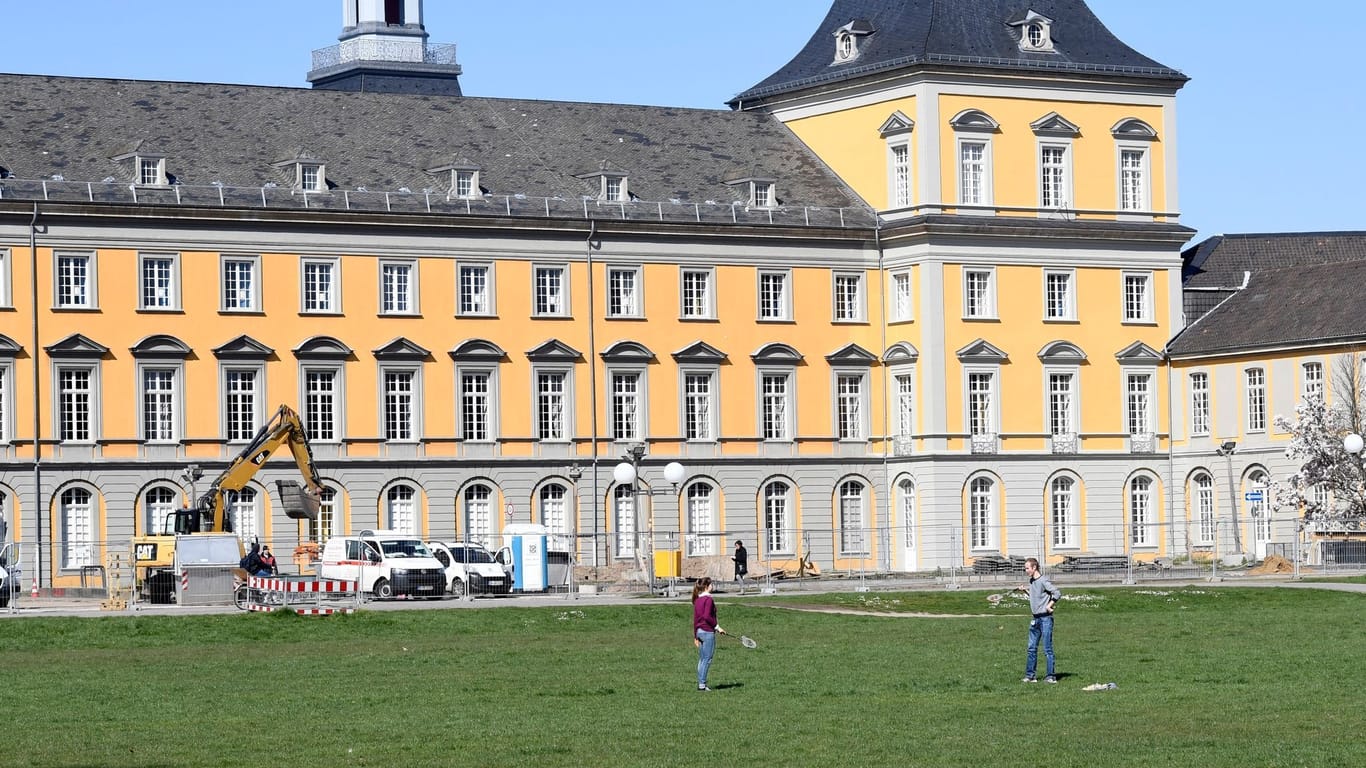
[1026,615,1055,677]
[696,629,716,687]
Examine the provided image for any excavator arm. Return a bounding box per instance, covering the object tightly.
[191,405,324,533]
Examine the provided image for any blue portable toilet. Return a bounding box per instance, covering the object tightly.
[501,523,548,592]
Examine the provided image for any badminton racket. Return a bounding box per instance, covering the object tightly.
[721,631,758,649]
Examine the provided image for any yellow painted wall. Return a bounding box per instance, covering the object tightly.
[783,96,916,210]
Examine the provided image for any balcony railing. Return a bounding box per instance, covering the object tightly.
[311,41,458,72]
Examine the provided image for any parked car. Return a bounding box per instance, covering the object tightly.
[427,541,512,597]
[319,530,446,599]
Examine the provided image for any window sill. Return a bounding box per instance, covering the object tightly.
[757,317,795,324]
[679,316,719,323]
[832,319,869,326]
[377,312,424,319]
[1043,317,1079,324]
[300,311,344,317]
[51,306,100,312]
[961,315,1000,322]
[1121,320,1158,327]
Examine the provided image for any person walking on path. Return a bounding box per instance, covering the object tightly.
[732,540,748,590]
[691,577,726,691]
[1019,557,1062,683]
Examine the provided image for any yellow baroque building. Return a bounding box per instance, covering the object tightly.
[1,0,1207,591]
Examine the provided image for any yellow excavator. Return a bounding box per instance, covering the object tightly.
[132,405,323,599]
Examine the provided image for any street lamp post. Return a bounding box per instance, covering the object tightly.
[613,444,685,591]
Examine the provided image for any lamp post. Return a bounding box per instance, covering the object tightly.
[1215,440,1243,556]
[613,444,685,590]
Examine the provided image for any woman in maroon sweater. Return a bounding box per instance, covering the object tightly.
[691,577,725,691]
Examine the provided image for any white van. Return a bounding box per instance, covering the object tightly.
[319,530,447,599]
[427,541,511,597]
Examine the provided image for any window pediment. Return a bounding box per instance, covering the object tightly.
[293,335,353,360]
[1030,112,1081,138]
[1111,118,1158,140]
[213,334,273,360]
[600,340,656,364]
[1115,341,1162,364]
[0,333,23,358]
[575,161,631,202]
[45,333,109,359]
[883,342,919,363]
[1037,340,1087,364]
[825,343,877,367]
[448,338,507,363]
[672,341,728,365]
[878,111,915,138]
[955,338,1008,363]
[526,339,583,363]
[949,109,1000,133]
[751,342,803,365]
[372,337,430,361]
[131,334,193,359]
[273,149,328,192]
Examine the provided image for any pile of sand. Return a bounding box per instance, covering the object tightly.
[1248,554,1294,575]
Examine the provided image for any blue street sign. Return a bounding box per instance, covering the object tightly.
[1244,490,1264,502]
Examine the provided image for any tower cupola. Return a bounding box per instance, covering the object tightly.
[308,0,462,96]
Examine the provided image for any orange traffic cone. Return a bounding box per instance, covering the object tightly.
[31,573,38,599]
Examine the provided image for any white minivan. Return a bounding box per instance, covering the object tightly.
[319,530,447,599]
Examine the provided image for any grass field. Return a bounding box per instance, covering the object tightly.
[4,586,1362,767]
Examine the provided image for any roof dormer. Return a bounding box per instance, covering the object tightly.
[273,150,328,192]
[723,167,778,208]
[832,19,874,64]
[576,162,631,202]
[426,157,483,199]
[111,140,170,186]
[1008,10,1056,53]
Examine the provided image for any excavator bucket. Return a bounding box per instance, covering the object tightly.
[276,480,321,521]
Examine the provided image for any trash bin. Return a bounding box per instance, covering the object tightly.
[146,571,176,604]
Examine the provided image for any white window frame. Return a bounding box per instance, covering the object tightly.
[0,361,12,445]
[838,480,867,555]
[963,267,997,319]
[757,269,792,322]
[1050,475,1080,550]
[301,366,343,443]
[956,139,993,207]
[222,366,263,442]
[888,141,912,208]
[759,370,794,442]
[613,485,636,558]
[606,266,642,318]
[138,253,181,311]
[893,367,915,439]
[601,175,628,202]
[684,482,716,557]
[1125,371,1155,436]
[457,367,498,442]
[1189,372,1210,436]
[608,368,645,442]
[534,368,572,442]
[144,485,179,536]
[137,156,166,186]
[1117,145,1150,214]
[1193,473,1215,545]
[965,368,998,439]
[463,484,494,547]
[681,369,718,443]
[301,257,340,314]
[1045,369,1078,439]
[227,487,260,545]
[379,366,421,443]
[1129,475,1156,548]
[386,484,417,535]
[220,255,261,313]
[457,262,495,316]
[138,365,181,443]
[1245,367,1267,433]
[533,265,569,318]
[751,181,775,208]
[298,163,326,192]
[763,481,794,555]
[538,483,571,549]
[0,248,11,308]
[60,486,96,569]
[834,370,868,442]
[890,270,913,323]
[832,271,866,323]
[968,476,996,551]
[54,251,97,309]
[56,365,97,443]
[1302,362,1324,402]
[1122,271,1154,324]
[453,169,479,199]
[1038,141,1072,212]
[308,486,341,546]
[679,268,715,320]
[1042,268,1075,321]
[379,260,418,316]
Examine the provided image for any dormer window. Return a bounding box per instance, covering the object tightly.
[832,20,874,64]
[752,181,774,208]
[273,151,328,192]
[1009,10,1056,53]
[299,163,324,192]
[575,163,631,202]
[138,157,166,186]
[605,176,624,202]
[455,170,477,198]
[723,173,778,208]
[425,158,482,199]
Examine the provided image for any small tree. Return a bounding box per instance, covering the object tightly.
[1272,354,1366,524]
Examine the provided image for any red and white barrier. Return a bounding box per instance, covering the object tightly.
[245,576,358,616]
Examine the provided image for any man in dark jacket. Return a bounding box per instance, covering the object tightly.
[732,540,748,587]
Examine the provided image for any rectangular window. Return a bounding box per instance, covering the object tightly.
[895,373,914,438]
[304,369,338,442]
[0,366,7,442]
[680,269,713,319]
[1048,373,1074,436]
[959,142,986,205]
[761,373,790,441]
[461,372,491,441]
[62,490,94,569]
[142,369,176,442]
[1123,272,1153,323]
[1246,368,1267,432]
[1126,373,1153,435]
[752,182,773,208]
[1044,270,1074,321]
[684,373,713,441]
[605,177,623,202]
[964,268,995,319]
[59,368,92,442]
[534,266,567,316]
[833,273,864,322]
[1130,479,1153,547]
[139,158,161,185]
[758,270,790,321]
[1051,479,1077,549]
[1302,362,1324,401]
[537,372,567,441]
[380,261,415,315]
[459,264,492,315]
[1040,145,1067,209]
[384,370,415,441]
[0,249,9,308]
[890,144,911,207]
[302,259,338,313]
[839,484,866,555]
[891,272,913,322]
[968,372,994,437]
[56,252,94,308]
[455,170,475,198]
[611,372,641,441]
[300,164,322,192]
[607,268,640,317]
[139,255,177,310]
[1120,149,1147,211]
[1190,372,1210,436]
[1195,477,1215,545]
[222,258,258,311]
[225,369,257,441]
[837,374,864,440]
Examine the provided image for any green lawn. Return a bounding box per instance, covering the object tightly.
[3,587,1362,767]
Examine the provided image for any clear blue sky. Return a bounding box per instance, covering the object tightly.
[3,1,1361,245]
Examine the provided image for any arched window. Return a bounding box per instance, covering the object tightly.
[1129,476,1154,547]
[614,485,636,558]
[838,481,866,555]
[1192,473,1215,545]
[144,485,178,536]
[61,487,95,569]
[1049,476,1077,549]
[685,482,716,556]
[969,477,994,550]
[899,479,916,549]
[226,487,258,543]
[763,481,793,554]
[386,484,416,534]
[464,484,492,546]
[309,486,340,545]
[1247,470,1270,546]
[539,483,572,550]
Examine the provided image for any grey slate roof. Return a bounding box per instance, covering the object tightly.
[1181,232,1366,324]
[1168,259,1366,357]
[0,73,871,226]
[730,0,1186,107]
